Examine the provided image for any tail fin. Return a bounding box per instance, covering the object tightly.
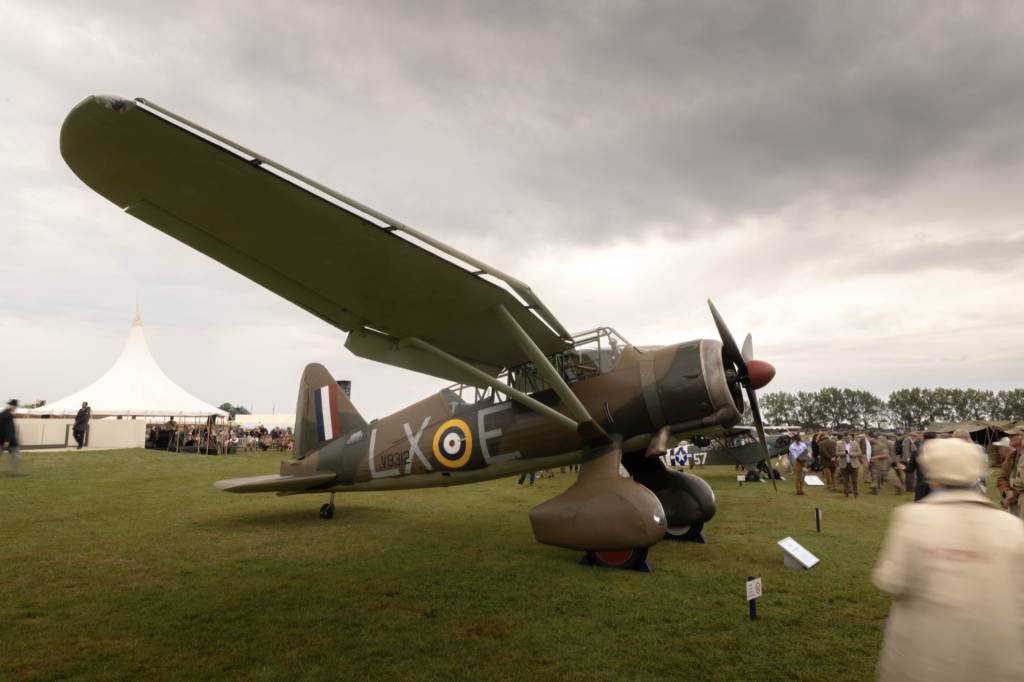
[293,363,366,459]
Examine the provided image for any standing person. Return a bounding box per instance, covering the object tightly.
[869,436,900,495]
[872,438,1024,682]
[996,433,1024,518]
[789,434,811,496]
[892,434,911,490]
[517,470,536,487]
[73,401,91,450]
[858,432,873,485]
[952,428,989,494]
[907,432,938,501]
[1,399,22,476]
[902,434,919,492]
[818,433,837,491]
[838,433,862,498]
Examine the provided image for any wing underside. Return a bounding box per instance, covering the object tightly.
[60,96,570,384]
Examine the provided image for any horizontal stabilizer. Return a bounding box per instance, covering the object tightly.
[214,472,336,493]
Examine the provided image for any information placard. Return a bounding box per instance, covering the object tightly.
[777,536,820,570]
[746,577,763,601]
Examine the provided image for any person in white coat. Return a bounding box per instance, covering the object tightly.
[872,438,1024,682]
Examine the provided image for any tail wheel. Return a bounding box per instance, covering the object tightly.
[664,521,704,542]
[585,547,649,570]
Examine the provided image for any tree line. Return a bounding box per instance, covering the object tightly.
[218,402,251,417]
[758,388,1024,431]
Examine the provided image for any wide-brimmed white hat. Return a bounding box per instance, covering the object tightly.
[993,437,1011,448]
[920,439,987,486]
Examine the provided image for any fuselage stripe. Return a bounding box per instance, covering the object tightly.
[313,387,326,440]
[321,385,334,440]
[327,382,340,439]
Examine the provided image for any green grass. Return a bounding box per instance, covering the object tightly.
[1,451,992,681]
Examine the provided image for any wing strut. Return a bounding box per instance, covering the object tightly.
[494,304,607,443]
[399,337,579,433]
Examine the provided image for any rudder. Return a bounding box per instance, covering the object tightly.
[293,363,365,459]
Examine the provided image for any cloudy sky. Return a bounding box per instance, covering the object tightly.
[2,1,1022,419]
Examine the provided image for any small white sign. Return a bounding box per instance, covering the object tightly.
[804,475,824,486]
[746,577,763,601]
[777,536,820,570]
[737,474,746,482]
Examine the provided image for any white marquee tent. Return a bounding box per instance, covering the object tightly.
[232,413,296,429]
[29,310,227,419]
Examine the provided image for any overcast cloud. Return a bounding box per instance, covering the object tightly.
[1,1,1022,419]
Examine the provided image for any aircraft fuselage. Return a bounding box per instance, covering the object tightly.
[280,339,742,493]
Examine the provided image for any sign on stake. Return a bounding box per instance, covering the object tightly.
[746,576,762,620]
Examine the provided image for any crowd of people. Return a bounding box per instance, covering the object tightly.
[777,429,1024,680]
[782,429,1014,503]
[145,421,294,454]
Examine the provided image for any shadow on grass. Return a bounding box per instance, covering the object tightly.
[195,504,396,530]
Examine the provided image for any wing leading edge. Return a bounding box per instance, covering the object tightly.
[60,95,570,384]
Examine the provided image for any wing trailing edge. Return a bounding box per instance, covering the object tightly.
[214,472,336,493]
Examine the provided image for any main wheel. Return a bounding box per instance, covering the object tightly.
[585,547,649,570]
[319,503,334,520]
[664,521,704,542]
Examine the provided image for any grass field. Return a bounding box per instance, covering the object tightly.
[1,450,995,681]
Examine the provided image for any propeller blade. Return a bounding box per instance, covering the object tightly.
[741,333,753,363]
[746,384,777,493]
[708,300,775,491]
[707,299,747,374]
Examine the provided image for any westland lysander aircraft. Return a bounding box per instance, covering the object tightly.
[60,96,777,569]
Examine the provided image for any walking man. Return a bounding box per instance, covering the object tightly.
[73,401,91,450]
[1,399,23,476]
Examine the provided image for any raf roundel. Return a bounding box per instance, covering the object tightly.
[432,418,473,469]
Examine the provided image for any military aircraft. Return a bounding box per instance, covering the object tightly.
[60,95,777,569]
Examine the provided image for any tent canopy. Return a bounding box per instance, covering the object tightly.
[927,420,1024,438]
[29,310,227,419]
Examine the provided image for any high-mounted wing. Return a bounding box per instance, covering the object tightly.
[60,96,571,385]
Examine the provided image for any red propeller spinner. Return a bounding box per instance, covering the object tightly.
[746,359,776,390]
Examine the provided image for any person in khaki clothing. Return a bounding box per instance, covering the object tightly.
[789,434,811,495]
[837,433,861,498]
[996,433,1024,518]
[869,436,902,495]
[818,434,837,491]
[873,438,1024,682]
